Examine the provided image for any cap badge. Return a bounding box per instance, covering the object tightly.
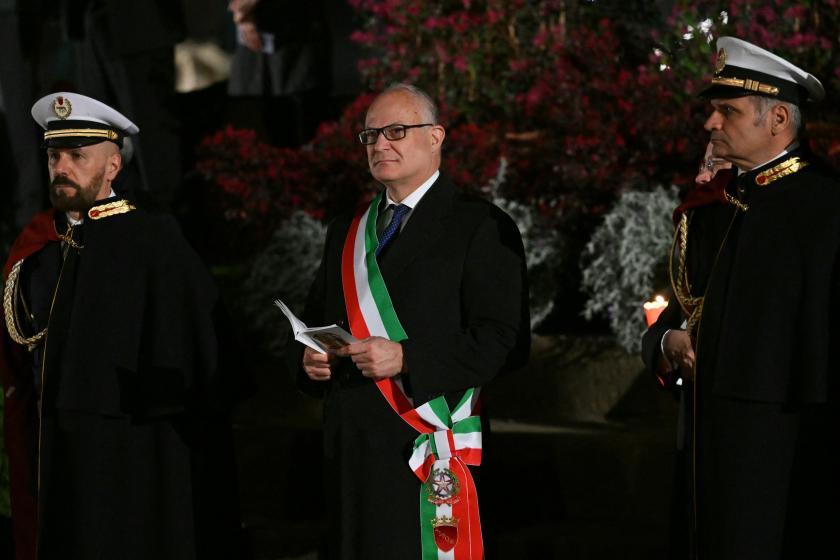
[53,96,72,120]
[715,48,727,75]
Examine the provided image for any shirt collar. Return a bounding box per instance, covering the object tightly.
[738,141,800,175]
[384,170,440,209]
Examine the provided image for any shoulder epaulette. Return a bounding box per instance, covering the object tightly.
[755,156,809,186]
[88,199,136,220]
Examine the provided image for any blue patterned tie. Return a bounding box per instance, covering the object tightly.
[376,204,410,257]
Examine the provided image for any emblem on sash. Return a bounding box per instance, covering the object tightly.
[426,467,461,505]
[53,96,72,119]
[431,516,459,552]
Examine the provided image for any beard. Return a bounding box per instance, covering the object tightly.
[49,170,105,213]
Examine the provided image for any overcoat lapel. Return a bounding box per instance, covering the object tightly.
[377,175,453,280]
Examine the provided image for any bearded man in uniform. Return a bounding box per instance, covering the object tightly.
[0,92,240,559]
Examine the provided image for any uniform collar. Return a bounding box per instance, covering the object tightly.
[737,141,800,175]
[65,189,117,225]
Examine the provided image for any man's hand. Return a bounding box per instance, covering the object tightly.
[303,346,336,381]
[662,329,696,380]
[335,337,405,379]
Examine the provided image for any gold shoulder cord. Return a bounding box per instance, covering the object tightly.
[56,223,84,251]
[724,192,749,212]
[3,260,47,351]
[669,213,704,335]
[669,195,748,335]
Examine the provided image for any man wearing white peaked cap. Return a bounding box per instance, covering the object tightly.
[0,91,241,559]
[645,36,840,559]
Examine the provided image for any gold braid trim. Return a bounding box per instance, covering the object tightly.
[724,191,749,212]
[710,76,779,96]
[56,222,83,250]
[44,129,118,141]
[3,260,47,351]
[755,156,809,186]
[88,199,136,220]
[669,213,704,336]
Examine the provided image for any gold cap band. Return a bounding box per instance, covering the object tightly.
[710,77,780,96]
[43,129,119,141]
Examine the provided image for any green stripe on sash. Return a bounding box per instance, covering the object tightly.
[364,192,408,341]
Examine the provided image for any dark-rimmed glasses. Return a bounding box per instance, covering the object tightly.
[357,123,433,145]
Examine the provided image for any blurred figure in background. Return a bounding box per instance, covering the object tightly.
[66,0,186,207]
[226,0,330,147]
[0,0,47,230]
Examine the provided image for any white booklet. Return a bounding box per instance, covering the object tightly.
[274,299,359,354]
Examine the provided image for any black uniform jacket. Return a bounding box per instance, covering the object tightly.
[643,150,840,559]
[300,173,530,559]
[5,200,240,559]
[700,150,840,404]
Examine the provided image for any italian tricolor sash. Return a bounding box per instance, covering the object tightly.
[341,192,484,559]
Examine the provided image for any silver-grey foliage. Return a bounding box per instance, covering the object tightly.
[486,157,562,329]
[580,186,679,353]
[240,211,327,357]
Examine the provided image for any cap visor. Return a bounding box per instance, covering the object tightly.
[698,84,756,99]
[42,137,110,149]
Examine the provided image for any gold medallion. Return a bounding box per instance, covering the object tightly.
[53,96,72,119]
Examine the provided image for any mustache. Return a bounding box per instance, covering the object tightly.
[51,176,81,190]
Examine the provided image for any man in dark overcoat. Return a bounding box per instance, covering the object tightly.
[0,92,240,559]
[300,83,530,558]
[643,37,840,559]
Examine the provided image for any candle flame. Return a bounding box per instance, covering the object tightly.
[643,294,668,310]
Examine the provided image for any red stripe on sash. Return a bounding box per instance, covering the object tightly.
[341,211,371,339]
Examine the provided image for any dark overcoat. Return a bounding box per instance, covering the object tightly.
[2,200,240,560]
[643,150,840,559]
[301,174,530,559]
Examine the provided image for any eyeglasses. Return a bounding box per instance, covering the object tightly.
[701,157,729,171]
[357,123,433,145]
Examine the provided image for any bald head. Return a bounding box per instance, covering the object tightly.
[364,84,445,200]
[373,83,439,124]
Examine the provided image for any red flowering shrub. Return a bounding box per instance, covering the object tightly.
[656,0,840,167]
[348,3,707,217]
[193,0,840,322]
[192,95,376,255]
[442,121,504,193]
